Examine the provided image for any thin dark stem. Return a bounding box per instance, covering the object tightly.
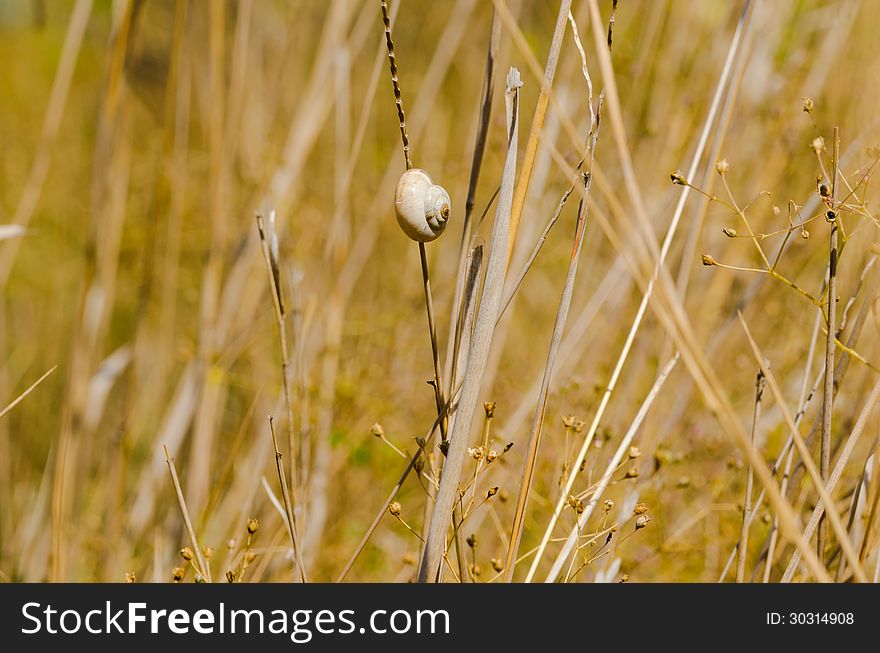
[736,370,764,582]
[381,0,411,170]
[818,127,839,563]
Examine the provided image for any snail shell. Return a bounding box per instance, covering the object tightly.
[394,168,451,242]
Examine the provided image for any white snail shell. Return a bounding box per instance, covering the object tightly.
[394,168,451,242]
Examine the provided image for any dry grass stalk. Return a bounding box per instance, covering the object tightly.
[0,366,57,421]
[818,126,840,562]
[526,0,755,583]
[781,378,880,581]
[417,68,521,583]
[738,315,867,582]
[498,0,573,263]
[504,101,602,580]
[268,416,307,582]
[163,445,211,582]
[736,370,765,582]
[444,8,501,396]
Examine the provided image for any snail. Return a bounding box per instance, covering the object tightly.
[394,168,451,242]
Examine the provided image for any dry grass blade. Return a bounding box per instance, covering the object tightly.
[0,366,57,421]
[504,108,601,581]
[445,7,501,392]
[527,0,753,583]
[498,0,572,263]
[418,68,521,583]
[163,445,211,582]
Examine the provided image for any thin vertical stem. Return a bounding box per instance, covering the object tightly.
[818,126,839,562]
[164,446,211,582]
[381,0,411,171]
[736,370,764,582]
[269,416,307,583]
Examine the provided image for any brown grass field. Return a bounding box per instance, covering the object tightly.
[1,0,879,583]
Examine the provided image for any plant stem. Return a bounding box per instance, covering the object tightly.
[818,126,839,563]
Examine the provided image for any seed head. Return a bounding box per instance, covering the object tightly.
[619,574,630,583]
[370,422,385,438]
[179,547,194,562]
[670,171,688,185]
[486,449,499,463]
[603,499,615,512]
[468,446,484,461]
[568,495,585,514]
[715,158,730,175]
[635,515,651,530]
[633,502,648,515]
[247,518,260,535]
[772,205,781,216]
[722,227,737,238]
[125,572,136,583]
[625,465,640,479]
[802,97,814,113]
[466,534,477,549]
[487,486,499,498]
[389,501,402,517]
[226,570,236,583]
[171,567,185,583]
[491,558,504,573]
[811,136,825,153]
[628,446,641,459]
[701,254,717,267]
[483,401,496,418]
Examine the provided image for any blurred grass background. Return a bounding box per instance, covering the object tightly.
[1,0,879,582]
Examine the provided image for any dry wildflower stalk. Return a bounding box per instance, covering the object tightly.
[163,445,211,582]
[417,68,521,583]
[336,390,458,582]
[545,353,679,581]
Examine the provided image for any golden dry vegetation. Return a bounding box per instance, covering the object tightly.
[1,0,880,583]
